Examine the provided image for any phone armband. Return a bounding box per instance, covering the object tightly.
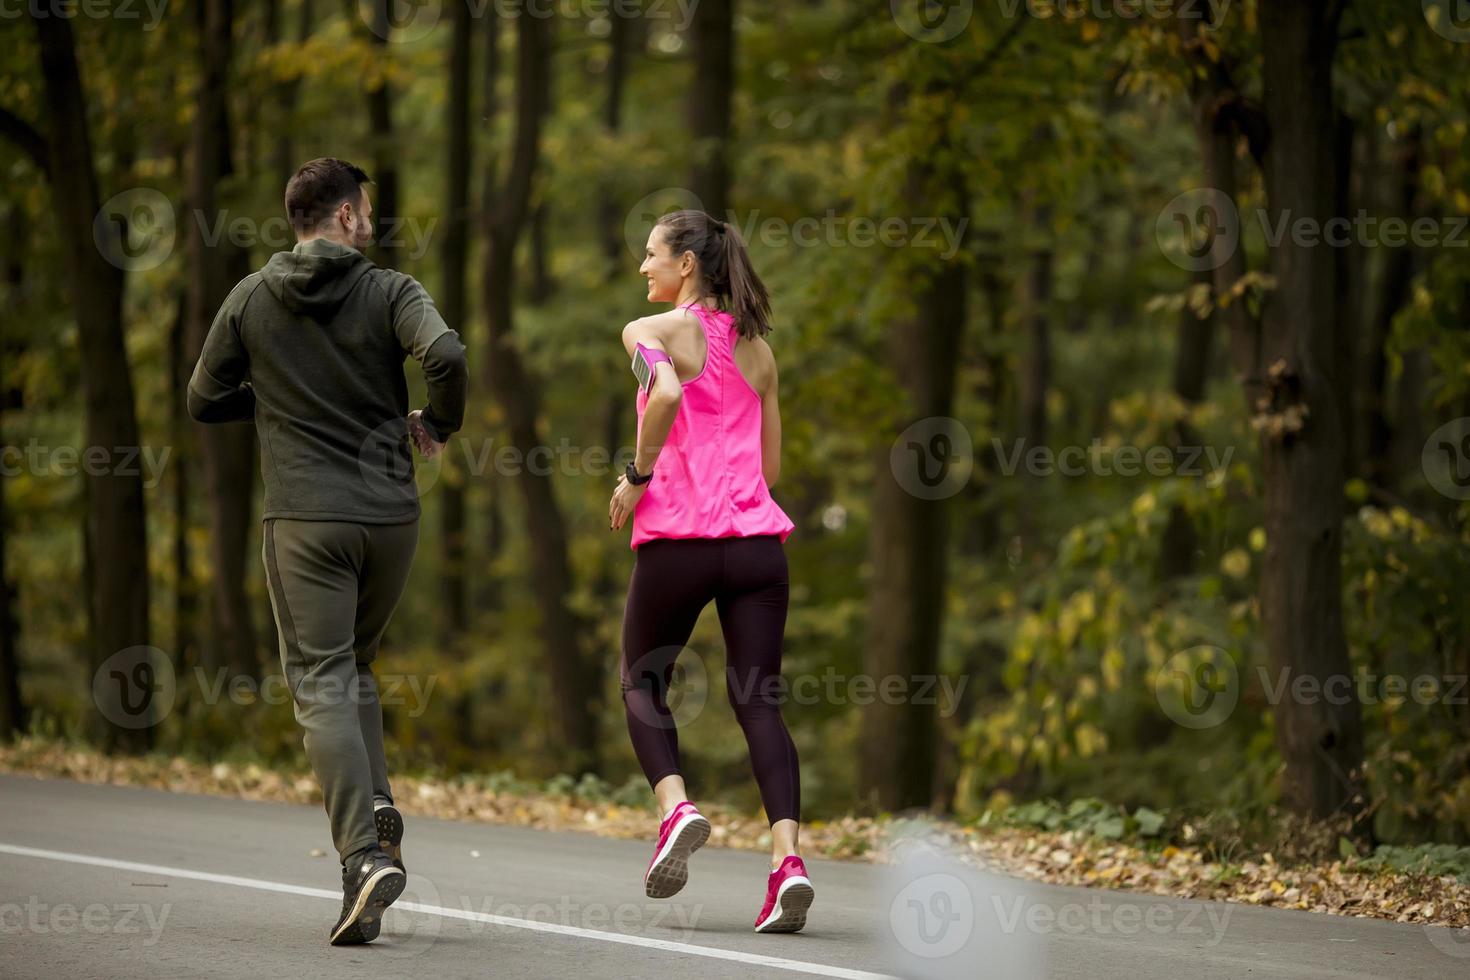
[632,343,673,392]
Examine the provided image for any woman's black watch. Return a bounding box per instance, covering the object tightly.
[626,462,654,486]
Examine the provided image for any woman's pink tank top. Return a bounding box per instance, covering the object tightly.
[631,304,795,550]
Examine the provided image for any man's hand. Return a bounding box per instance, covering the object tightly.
[609,473,647,530]
[407,410,446,459]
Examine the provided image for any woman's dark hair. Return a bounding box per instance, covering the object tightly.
[284,157,371,236]
[655,209,772,340]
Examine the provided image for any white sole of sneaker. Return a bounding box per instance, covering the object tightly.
[644,812,711,899]
[329,865,406,946]
[755,875,814,933]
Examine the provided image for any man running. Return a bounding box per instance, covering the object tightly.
[187,157,467,945]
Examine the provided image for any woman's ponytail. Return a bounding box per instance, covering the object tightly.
[717,221,772,340]
[656,210,773,339]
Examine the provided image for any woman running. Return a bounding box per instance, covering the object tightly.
[609,209,811,933]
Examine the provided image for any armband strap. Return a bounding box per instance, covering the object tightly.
[636,343,673,368]
[632,343,674,392]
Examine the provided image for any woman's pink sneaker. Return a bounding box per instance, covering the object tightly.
[754,855,814,933]
[644,801,711,898]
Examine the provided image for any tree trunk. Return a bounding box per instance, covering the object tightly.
[188,0,260,681]
[168,296,198,680]
[32,11,154,749]
[481,11,601,774]
[1180,2,1365,826]
[687,0,733,216]
[1016,197,1052,547]
[860,254,967,812]
[0,202,26,738]
[440,0,475,637]
[1255,0,1365,824]
[0,361,22,738]
[1333,111,1360,482]
[266,0,312,187]
[598,1,636,274]
[365,0,399,267]
[1161,267,1216,579]
[1361,127,1421,488]
[859,84,969,806]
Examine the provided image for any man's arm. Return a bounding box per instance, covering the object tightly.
[187,278,257,423]
[391,276,467,442]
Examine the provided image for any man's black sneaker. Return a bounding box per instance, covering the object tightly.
[329,848,405,946]
[374,802,405,872]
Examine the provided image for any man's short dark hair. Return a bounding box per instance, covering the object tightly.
[284,158,371,236]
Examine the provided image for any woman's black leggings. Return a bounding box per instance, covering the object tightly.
[621,535,800,824]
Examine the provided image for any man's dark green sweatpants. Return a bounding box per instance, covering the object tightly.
[262,517,419,864]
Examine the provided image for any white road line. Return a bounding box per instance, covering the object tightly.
[0,842,894,980]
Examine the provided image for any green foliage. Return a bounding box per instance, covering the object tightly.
[998,797,1168,842]
[1358,843,1470,884]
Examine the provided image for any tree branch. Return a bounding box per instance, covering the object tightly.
[0,106,49,177]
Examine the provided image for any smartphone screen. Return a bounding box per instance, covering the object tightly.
[631,349,653,391]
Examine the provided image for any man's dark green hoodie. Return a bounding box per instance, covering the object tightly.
[187,238,467,523]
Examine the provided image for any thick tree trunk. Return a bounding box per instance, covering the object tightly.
[188,0,260,681]
[859,84,969,806]
[1180,3,1365,826]
[481,12,600,773]
[32,12,154,748]
[440,0,474,637]
[1256,0,1365,825]
[860,255,967,811]
[687,0,733,216]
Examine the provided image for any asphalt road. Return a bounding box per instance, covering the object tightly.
[1,774,1465,978]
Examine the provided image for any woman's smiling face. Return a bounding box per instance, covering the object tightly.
[639,224,690,304]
